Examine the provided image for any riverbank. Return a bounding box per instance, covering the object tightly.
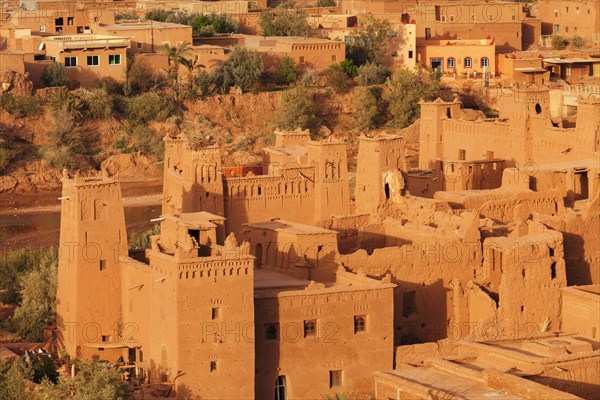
[0,179,163,251]
[0,179,163,215]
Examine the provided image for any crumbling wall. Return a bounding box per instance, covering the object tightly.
[339,213,482,345]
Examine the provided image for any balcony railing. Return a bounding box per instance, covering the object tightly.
[50,36,130,50]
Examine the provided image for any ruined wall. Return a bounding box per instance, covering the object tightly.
[338,212,482,345]
[561,285,600,340]
[464,223,566,341]
[355,135,406,214]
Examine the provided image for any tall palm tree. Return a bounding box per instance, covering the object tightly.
[180,57,206,89]
[158,41,192,97]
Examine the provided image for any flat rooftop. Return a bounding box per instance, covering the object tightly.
[161,211,225,229]
[99,21,190,31]
[243,219,337,235]
[254,269,311,291]
[377,365,524,400]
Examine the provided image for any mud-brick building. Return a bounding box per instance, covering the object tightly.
[56,171,394,398]
[162,128,351,235]
[42,34,130,84]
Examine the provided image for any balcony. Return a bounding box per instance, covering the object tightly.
[45,35,130,50]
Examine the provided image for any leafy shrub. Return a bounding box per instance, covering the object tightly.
[211,46,264,93]
[358,62,391,85]
[145,9,169,21]
[570,35,585,48]
[125,92,177,124]
[1,94,41,117]
[11,247,58,342]
[384,68,436,128]
[115,11,139,21]
[191,13,237,35]
[324,66,353,93]
[41,62,67,87]
[270,88,317,132]
[81,89,113,119]
[259,5,312,36]
[129,224,160,250]
[550,35,566,50]
[353,86,379,131]
[276,56,298,85]
[0,137,15,173]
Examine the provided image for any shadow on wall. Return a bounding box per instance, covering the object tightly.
[393,278,447,346]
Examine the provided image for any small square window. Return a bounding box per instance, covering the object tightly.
[408,50,413,59]
[265,323,278,341]
[210,361,217,372]
[304,320,316,337]
[101,335,110,342]
[354,315,366,333]
[99,259,106,271]
[329,370,342,388]
[109,54,121,65]
[212,307,220,320]
[299,56,305,63]
[137,42,143,49]
[332,55,336,62]
[87,55,99,66]
[64,57,77,68]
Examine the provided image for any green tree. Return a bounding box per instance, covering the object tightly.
[0,360,32,400]
[144,9,169,22]
[191,13,237,35]
[38,360,130,400]
[11,247,58,342]
[180,57,205,90]
[125,92,177,124]
[353,86,379,131]
[41,62,67,87]
[276,56,298,85]
[347,15,392,65]
[259,4,312,36]
[384,68,436,128]
[211,46,263,93]
[357,61,391,85]
[324,62,355,93]
[0,248,53,304]
[158,41,192,97]
[270,88,317,132]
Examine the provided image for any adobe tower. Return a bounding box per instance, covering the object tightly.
[56,172,127,359]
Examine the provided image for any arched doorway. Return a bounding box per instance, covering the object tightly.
[275,375,287,400]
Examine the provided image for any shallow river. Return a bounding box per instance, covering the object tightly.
[0,204,161,250]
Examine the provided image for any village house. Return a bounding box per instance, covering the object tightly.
[41,34,130,84]
[416,38,496,77]
[538,0,600,45]
[95,20,193,54]
[193,34,346,71]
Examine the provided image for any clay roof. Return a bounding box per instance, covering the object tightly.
[254,269,311,290]
[162,211,225,229]
[376,365,527,399]
[243,219,336,235]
